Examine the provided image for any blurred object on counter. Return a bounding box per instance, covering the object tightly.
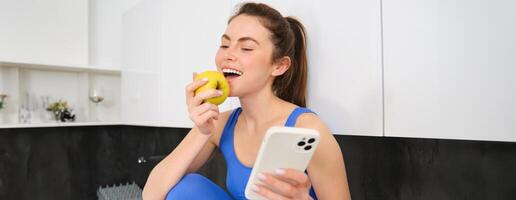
[0,93,7,110]
[46,99,76,122]
[89,88,105,121]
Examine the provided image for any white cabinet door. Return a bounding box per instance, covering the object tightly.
[0,0,88,66]
[383,0,516,141]
[230,0,384,136]
[89,0,142,71]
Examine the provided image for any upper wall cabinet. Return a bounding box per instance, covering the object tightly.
[122,0,234,127]
[89,0,142,71]
[231,0,384,136]
[383,0,516,142]
[0,0,88,66]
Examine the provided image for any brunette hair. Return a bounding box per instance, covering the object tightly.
[229,3,308,107]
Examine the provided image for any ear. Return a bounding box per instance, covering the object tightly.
[271,56,291,77]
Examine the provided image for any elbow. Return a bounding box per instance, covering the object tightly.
[142,184,164,200]
[141,186,153,200]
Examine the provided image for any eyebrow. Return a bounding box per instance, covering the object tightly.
[222,34,260,46]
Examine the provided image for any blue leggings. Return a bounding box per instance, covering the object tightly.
[166,173,233,200]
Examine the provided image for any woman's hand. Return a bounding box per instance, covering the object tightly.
[185,72,222,135]
[252,168,313,200]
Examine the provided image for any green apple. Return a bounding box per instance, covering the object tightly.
[194,71,230,105]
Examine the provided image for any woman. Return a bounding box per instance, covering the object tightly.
[143,3,351,200]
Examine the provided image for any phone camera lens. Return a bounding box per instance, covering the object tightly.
[308,138,316,144]
[304,145,312,151]
[297,141,306,146]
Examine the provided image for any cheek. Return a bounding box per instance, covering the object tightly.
[246,54,272,72]
[240,53,263,68]
[215,50,224,67]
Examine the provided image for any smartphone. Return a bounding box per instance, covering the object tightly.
[245,126,320,200]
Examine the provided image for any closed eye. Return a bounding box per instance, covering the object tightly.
[242,48,253,51]
[220,45,229,49]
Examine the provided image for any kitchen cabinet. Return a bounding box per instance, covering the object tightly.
[0,0,124,126]
[0,0,88,66]
[89,0,142,71]
[383,0,516,141]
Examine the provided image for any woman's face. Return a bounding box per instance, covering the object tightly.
[215,14,277,97]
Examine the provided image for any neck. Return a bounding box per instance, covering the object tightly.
[238,86,291,134]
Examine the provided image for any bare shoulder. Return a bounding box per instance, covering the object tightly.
[296,111,342,165]
[295,110,351,199]
[295,112,330,134]
[209,109,235,146]
[295,112,338,154]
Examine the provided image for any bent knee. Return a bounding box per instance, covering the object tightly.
[182,173,205,181]
[166,173,232,200]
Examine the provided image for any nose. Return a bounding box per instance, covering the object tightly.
[224,47,237,61]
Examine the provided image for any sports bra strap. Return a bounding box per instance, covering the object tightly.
[284,107,315,127]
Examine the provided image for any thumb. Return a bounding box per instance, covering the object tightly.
[192,72,197,81]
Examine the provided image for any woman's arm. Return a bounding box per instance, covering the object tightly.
[184,110,231,173]
[142,127,215,200]
[142,109,231,200]
[142,75,227,200]
[301,113,352,199]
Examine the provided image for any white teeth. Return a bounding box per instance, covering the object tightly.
[222,68,243,76]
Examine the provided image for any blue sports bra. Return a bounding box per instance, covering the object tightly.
[219,107,318,199]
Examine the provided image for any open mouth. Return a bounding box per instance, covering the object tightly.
[222,68,243,79]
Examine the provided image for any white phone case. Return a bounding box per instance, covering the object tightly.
[244,126,320,200]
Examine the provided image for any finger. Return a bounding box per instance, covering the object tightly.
[185,79,209,95]
[185,79,209,105]
[191,89,223,107]
[259,173,297,198]
[191,102,219,119]
[195,110,219,125]
[275,168,310,186]
[191,109,218,125]
[253,184,288,200]
[192,72,197,81]
[189,103,219,122]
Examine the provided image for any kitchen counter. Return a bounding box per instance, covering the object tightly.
[0,121,121,129]
[0,121,188,129]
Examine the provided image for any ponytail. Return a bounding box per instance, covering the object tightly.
[273,17,307,107]
[230,3,309,107]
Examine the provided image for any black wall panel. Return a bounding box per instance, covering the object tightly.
[1,126,515,200]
